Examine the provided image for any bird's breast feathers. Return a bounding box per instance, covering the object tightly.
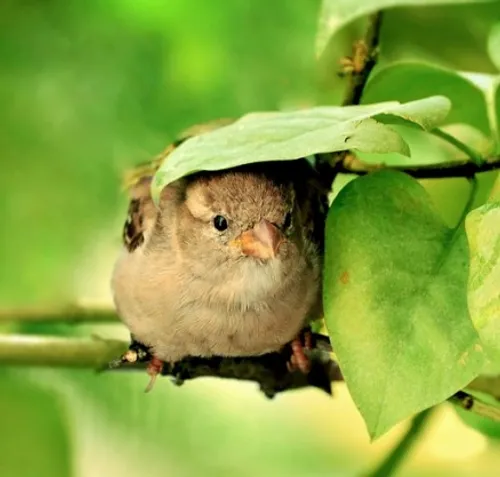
[112,248,318,360]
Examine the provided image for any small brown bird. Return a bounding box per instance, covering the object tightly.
[111,135,327,391]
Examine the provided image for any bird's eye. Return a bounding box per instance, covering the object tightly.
[283,212,292,229]
[213,215,228,231]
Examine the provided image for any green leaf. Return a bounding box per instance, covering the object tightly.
[364,62,492,136]
[379,3,500,73]
[488,24,500,71]
[357,123,495,171]
[466,190,500,365]
[376,94,452,130]
[323,171,485,439]
[316,0,492,58]
[495,77,500,146]
[152,97,451,198]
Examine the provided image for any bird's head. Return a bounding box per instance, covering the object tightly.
[172,163,301,272]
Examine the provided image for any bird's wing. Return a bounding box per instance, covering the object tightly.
[122,177,157,252]
[296,160,329,323]
[309,172,329,254]
[291,160,329,254]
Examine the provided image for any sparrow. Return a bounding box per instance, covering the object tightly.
[111,125,328,391]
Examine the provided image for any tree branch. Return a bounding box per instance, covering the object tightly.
[342,11,383,106]
[3,330,500,418]
[0,305,118,324]
[450,390,500,422]
[332,8,500,183]
[364,409,434,477]
[322,11,384,189]
[0,333,341,398]
[0,334,126,367]
[337,154,500,179]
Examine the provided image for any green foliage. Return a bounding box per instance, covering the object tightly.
[3,1,500,473]
[364,63,492,136]
[323,171,485,438]
[0,0,319,305]
[456,405,500,439]
[0,371,71,477]
[49,369,342,477]
[495,78,500,146]
[466,180,500,366]
[153,96,450,196]
[488,24,500,71]
[316,0,494,58]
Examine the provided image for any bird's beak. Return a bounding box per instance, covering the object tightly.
[231,219,285,260]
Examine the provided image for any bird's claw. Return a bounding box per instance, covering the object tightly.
[287,329,313,374]
[144,356,164,393]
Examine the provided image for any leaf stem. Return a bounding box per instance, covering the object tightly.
[432,128,484,166]
[364,409,434,477]
[456,175,478,229]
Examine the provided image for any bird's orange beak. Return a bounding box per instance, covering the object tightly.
[231,219,285,260]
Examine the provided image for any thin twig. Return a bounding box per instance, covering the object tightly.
[450,391,500,422]
[337,154,500,179]
[456,176,478,228]
[342,11,383,106]
[327,10,384,188]
[0,305,118,324]
[364,409,434,477]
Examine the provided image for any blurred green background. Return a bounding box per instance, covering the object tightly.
[2,1,500,476]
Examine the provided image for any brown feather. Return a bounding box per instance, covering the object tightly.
[121,119,236,252]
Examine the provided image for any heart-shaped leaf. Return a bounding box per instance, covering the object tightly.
[316,0,494,58]
[466,177,500,366]
[324,170,485,439]
[152,96,451,200]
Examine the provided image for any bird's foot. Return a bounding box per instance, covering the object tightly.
[145,356,164,393]
[287,329,313,374]
[106,338,168,392]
